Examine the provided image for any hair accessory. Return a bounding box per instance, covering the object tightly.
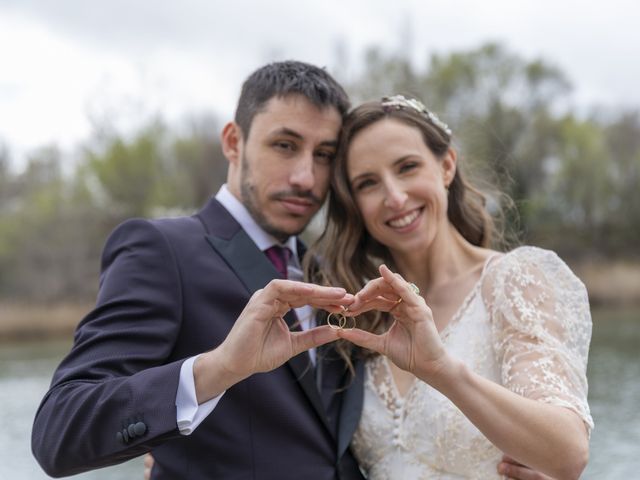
[327,312,356,330]
[381,94,452,136]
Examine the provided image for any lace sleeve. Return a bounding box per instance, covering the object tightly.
[482,246,594,433]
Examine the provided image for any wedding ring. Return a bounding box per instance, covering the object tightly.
[393,282,420,307]
[327,312,356,330]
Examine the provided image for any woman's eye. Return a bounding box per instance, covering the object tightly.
[354,179,375,191]
[399,162,417,173]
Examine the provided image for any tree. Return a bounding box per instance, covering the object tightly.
[86,121,168,219]
[171,114,227,210]
[344,42,572,239]
[604,111,640,239]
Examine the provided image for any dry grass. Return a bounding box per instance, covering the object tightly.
[1,260,638,340]
[572,260,640,306]
[0,302,92,341]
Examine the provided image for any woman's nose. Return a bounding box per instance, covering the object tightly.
[383,181,408,209]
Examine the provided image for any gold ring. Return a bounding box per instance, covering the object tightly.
[327,312,356,330]
[393,283,419,307]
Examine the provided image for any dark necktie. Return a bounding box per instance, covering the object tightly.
[264,245,291,279]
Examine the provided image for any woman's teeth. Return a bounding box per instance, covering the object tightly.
[388,209,420,228]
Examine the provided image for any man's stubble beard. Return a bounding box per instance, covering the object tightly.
[240,151,308,243]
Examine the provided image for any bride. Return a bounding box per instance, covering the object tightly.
[309,95,593,479]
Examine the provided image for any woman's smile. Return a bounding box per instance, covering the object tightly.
[386,207,424,231]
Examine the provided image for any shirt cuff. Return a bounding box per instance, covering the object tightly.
[176,354,225,435]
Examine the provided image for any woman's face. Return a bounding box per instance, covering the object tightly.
[346,118,456,257]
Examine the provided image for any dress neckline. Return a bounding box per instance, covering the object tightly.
[436,251,502,339]
[381,251,504,402]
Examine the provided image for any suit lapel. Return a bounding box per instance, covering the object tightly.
[206,227,276,294]
[201,202,332,435]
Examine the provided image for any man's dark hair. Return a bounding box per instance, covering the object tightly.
[234,60,350,138]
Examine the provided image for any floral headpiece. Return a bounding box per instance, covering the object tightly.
[381,94,452,136]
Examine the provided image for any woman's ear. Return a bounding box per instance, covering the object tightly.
[221,122,243,166]
[441,147,458,187]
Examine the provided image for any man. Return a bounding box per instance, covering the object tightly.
[32,60,363,479]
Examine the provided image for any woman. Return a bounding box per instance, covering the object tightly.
[308,95,593,479]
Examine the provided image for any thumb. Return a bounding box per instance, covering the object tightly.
[337,328,385,355]
[291,326,339,356]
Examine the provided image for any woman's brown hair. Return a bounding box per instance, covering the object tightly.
[305,98,499,375]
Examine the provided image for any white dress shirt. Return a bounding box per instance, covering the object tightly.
[176,184,315,434]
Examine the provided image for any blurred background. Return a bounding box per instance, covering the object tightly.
[1,0,638,478]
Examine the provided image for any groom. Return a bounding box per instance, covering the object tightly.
[32,60,363,479]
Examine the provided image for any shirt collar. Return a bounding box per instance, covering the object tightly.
[215,184,299,264]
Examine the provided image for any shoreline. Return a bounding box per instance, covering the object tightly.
[571,259,640,307]
[1,260,639,342]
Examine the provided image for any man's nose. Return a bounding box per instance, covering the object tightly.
[289,152,315,191]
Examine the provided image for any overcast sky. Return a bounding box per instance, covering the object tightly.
[1,0,638,170]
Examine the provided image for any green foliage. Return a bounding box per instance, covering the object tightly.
[344,43,569,182]
[0,148,105,301]
[170,115,228,209]
[86,121,167,218]
[1,42,639,302]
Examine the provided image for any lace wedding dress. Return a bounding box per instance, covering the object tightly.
[351,247,594,479]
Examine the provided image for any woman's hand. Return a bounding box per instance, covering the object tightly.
[339,265,450,379]
[143,453,154,480]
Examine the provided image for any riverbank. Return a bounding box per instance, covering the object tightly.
[1,260,639,341]
[0,303,92,341]
[573,259,640,306]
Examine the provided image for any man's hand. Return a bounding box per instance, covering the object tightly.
[143,453,153,480]
[219,280,352,375]
[498,454,556,479]
[194,280,353,403]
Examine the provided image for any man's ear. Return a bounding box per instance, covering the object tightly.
[442,147,458,187]
[221,122,243,166]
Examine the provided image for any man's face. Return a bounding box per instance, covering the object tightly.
[228,94,342,242]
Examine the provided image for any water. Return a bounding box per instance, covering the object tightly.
[0,308,638,479]
[582,308,640,478]
[0,341,142,479]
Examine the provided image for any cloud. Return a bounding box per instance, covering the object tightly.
[1,0,639,170]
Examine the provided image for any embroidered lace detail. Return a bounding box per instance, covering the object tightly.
[351,246,593,479]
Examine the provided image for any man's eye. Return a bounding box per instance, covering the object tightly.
[315,150,335,164]
[274,141,295,151]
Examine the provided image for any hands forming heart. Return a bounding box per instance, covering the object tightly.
[335,264,449,380]
[216,263,450,388]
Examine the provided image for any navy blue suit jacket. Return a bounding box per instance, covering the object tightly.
[32,197,364,479]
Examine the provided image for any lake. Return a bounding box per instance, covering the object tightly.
[1,308,638,479]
